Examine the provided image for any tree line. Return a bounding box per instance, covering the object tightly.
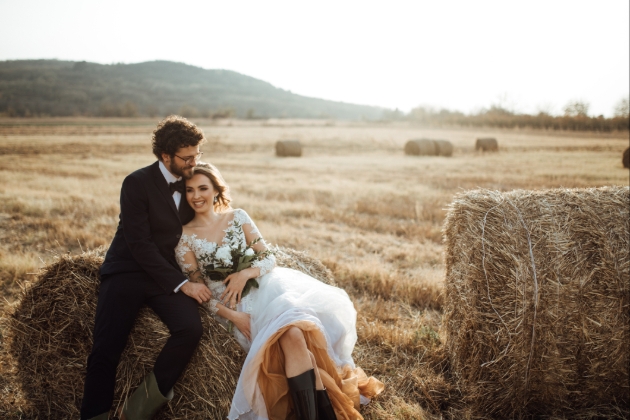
[384,99,629,132]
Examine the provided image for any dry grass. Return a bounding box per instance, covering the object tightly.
[0,118,628,419]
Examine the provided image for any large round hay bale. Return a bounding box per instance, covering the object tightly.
[404,139,437,156]
[623,147,629,168]
[475,137,498,152]
[1,246,335,419]
[443,186,629,418]
[275,140,302,157]
[434,140,453,157]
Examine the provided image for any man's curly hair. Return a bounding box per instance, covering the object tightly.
[152,115,206,160]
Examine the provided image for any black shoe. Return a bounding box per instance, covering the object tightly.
[316,389,336,420]
[287,369,318,420]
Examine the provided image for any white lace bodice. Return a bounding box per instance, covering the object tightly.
[175,208,276,317]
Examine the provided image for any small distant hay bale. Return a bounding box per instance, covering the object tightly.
[404,139,438,156]
[275,140,302,157]
[1,246,334,419]
[443,186,629,418]
[623,147,629,168]
[434,140,453,157]
[475,137,498,152]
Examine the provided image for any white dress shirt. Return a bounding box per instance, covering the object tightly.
[158,161,188,293]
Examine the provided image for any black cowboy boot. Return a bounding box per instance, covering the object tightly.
[316,389,336,420]
[287,369,318,420]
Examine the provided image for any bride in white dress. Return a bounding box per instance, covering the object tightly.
[175,163,383,420]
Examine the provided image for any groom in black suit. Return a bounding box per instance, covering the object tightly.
[81,116,213,420]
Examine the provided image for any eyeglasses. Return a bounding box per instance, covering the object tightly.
[174,152,203,165]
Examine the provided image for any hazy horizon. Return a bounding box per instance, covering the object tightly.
[1,0,628,117]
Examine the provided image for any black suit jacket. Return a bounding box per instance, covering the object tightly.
[100,161,195,293]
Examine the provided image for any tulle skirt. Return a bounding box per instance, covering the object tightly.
[227,267,383,420]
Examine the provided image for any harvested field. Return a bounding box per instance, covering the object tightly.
[0,118,628,419]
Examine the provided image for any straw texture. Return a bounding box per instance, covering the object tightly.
[443,186,629,419]
[1,246,334,419]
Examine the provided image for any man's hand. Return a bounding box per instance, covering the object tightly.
[180,282,212,304]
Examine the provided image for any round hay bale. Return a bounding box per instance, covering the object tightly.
[623,147,629,168]
[275,140,302,157]
[273,246,336,286]
[443,186,630,418]
[475,137,498,152]
[1,246,335,419]
[404,139,437,156]
[434,140,454,157]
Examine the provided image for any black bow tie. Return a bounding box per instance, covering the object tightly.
[169,179,185,194]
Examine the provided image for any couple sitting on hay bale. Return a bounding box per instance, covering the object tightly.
[81,116,383,420]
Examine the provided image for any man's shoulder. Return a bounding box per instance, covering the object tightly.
[120,162,160,195]
[126,161,159,181]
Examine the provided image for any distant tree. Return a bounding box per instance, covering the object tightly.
[484,105,513,116]
[408,106,435,122]
[99,101,118,117]
[179,105,199,118]
[246,108,255,119]
[613,97,629,119]
[382,108,405,121]
[146,105,159,118]
[212,108,235,119]
[121,101,138,117]
[563,100,590,117]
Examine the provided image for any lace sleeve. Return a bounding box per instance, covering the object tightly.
[175,237,194,274]
[235,209,276,276]
[178,235,221,313]
[205,299,220,315]
[175,234,206,283]
[252,253,276,277]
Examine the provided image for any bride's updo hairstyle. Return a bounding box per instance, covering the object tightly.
[190,162,232,212]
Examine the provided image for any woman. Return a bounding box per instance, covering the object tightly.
[175,163,383,420]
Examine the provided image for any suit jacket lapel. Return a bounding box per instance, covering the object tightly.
[179,198,192,223]
[151,161,180,220]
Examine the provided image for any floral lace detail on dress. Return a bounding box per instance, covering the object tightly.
[252,254,276,277]
[234,209,275,276]
[206,299,220,315]
[173,209,276,315]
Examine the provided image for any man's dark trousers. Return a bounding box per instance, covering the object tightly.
[80,161,200,419]
[80,272,202,418]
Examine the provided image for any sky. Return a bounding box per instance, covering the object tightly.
[1,0,628,116]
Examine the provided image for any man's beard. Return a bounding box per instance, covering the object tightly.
[169,160,193,179]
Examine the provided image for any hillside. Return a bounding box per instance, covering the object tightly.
[0,60,385,120]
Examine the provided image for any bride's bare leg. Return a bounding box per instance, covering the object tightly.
[278,326,312,377]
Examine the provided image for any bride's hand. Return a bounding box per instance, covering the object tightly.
[229,311,251,341]
[220,270,250,308]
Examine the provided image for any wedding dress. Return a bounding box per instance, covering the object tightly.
[175,209,383,420]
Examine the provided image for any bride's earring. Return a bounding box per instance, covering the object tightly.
[213,195,218,204]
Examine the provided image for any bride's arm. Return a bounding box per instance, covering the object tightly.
[215,304,251,340]
[175,241,213,305]
[220,210,276,307]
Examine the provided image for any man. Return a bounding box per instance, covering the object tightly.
[81,116,213,420]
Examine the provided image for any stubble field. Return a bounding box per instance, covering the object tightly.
[0,118,628,419]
